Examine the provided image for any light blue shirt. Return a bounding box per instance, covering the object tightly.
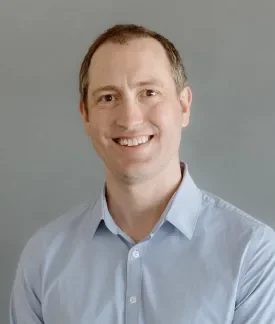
[10,162,275,323]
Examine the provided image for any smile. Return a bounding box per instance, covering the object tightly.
[113,135,154,147]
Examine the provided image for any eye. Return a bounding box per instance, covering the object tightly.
[141,89,157,97]
[98,94,116,103]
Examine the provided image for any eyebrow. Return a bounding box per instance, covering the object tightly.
[90,78,164,98]
[90,85,120,98]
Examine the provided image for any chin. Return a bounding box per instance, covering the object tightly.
[119,156,153,169]
[105,154,159,179]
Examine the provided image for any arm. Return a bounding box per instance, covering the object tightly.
[10,260,44,324]
[232,225,275,323]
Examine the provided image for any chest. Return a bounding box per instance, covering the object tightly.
[41,234,239,324]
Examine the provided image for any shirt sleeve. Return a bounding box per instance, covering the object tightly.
[9,229,45,324]
[9,260,44,324]
[232,224,275,324]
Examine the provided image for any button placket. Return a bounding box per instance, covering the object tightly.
[129,296,137,304]
[125,245,143,323]
[132,250,140,259]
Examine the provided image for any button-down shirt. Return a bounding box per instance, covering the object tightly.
[10,162,275,323]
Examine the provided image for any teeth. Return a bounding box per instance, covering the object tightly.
[117,136,150,146]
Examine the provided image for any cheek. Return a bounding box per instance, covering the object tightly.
[88,113,108,138]
[88,118,114,153]
[150,100,183,130]
[89,123,109,158]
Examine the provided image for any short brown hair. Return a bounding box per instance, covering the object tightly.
[79,24,188,109]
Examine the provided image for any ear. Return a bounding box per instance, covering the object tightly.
[79,101,91,135]
[179,86,192,128]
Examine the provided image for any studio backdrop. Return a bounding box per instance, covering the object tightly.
[1,0,275,323]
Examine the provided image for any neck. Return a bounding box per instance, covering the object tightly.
[105,159,183,242]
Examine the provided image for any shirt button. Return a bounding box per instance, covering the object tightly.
[132,250,140,258]
[129,296,137,304]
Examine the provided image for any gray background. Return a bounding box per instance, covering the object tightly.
[1,0,275,322]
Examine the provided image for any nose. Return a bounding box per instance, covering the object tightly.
[115,97,144,129]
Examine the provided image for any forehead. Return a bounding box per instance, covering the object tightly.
[88,38,173,88]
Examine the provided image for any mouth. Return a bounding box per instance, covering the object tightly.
[112,135,154,147]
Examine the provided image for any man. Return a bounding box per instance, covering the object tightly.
[10,24,275,323]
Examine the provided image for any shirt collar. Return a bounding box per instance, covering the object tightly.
[165,161,202,240]
[88,161,202,240]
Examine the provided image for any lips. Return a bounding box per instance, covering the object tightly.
[113,135,154,147]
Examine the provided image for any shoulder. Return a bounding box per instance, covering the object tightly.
[19,198,98,268]
[198,189,275,278]
[199,189,275,255]
[200,189,273,230]
[11,198,100,312]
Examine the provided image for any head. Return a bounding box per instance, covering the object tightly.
[79,24,192,184]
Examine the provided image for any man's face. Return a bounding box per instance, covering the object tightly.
[80,37,192,183]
